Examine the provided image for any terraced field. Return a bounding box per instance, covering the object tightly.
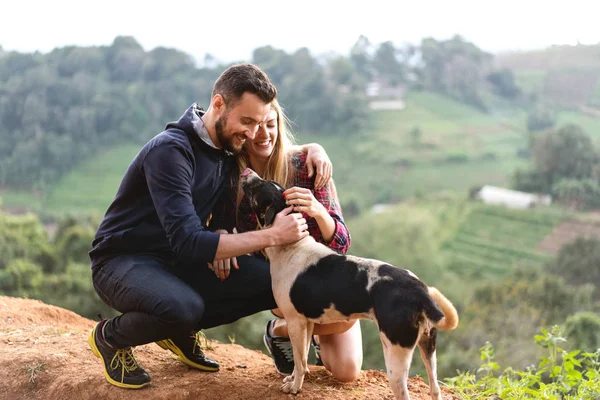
[441,204,567,279]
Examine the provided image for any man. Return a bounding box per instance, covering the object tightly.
[88,63,330,389]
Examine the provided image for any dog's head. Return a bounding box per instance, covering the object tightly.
[240,168,287,227]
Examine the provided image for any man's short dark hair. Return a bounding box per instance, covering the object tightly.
[212,63,277,108]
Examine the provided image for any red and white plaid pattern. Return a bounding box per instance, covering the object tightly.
[211,153,351,254]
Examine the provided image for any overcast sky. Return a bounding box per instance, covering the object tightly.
[1,0,597,64]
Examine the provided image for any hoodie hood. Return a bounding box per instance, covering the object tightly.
[166,103,220,150]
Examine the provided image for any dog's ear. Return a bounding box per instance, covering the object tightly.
[271,182,285,193]
[263,206,277,226]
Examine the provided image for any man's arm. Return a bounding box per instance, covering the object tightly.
[144,144,309,265]
[213,206,308,260]
[292,143,332,190]
[143,143,222,264]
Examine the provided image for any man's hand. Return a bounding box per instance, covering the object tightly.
[209,229,238,281]
[270,206,309,245]
[304,143,332,190]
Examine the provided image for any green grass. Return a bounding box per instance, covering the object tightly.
[513,69,547,95]
[441,204,568,279]
[556,111,600,141]
[589,78,600,107]
[2,145,141,217]
[0,190,43,212]
[42,144,140,215]
[393,157,526,199]
[298,91,529,207]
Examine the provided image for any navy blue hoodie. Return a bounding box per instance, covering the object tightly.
[89,104,234,270]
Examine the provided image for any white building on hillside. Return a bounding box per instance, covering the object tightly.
[476,185,552,209]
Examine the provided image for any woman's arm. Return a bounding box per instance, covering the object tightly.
[313,180,351,254]
[284,186,336,243]
[283,156,351,254]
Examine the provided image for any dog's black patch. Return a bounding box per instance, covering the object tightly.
[289,254,371,319]
[371,265,443,348]
[242,178,287,226]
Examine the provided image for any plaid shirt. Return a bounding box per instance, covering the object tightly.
[210,152,351,254]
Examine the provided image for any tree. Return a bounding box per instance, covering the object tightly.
[563,312,600,352]
[350,35,372,80]
[347,204,444,284]
[532,124,597,192]
[1,40,374,192]
[0,208,113,318]
[441,267,597,377]
[553,178,600,210]
[417,35,493,109]
[527,106,556,133]
[372,41,405,85]
[105,36,145,82]
[548,237,600,299]
[487,68,520,98]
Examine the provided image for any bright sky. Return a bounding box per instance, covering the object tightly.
[1,0,597,64]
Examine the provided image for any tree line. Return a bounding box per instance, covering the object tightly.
[0,34,519,192]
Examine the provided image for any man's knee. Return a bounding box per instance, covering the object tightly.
[157,294,205,330]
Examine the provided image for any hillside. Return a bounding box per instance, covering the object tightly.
[441,204,566,278]
[495,43,600,108]
[538,219,600,254]
[348,200,573,283]
[1,91,531,215]
[0,296,459,400]
[4,89,600,217]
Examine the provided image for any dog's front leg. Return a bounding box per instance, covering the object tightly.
[281,318,309,395]
[305,320,314,366]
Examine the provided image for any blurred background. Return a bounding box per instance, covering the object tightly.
[1,0,599,382]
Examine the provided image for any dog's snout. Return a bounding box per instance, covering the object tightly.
[240,168,260,184]
[241,168,254,178]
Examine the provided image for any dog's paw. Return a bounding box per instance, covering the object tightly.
[281,381,301,395]
[283,374,294,383]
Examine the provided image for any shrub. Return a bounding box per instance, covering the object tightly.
[447,326,600,399]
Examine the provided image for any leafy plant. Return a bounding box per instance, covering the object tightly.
[446,326,600,399]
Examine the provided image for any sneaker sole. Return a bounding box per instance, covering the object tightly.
[262,334,291,376]
[87,328,151,389]
[155,339,219,372]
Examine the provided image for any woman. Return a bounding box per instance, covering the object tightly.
[210,99,362,382]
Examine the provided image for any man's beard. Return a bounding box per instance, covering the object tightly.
[215,113,243,154]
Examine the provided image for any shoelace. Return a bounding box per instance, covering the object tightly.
[274,339,294,362]
[110,348,138,383]
[192,331,209,355]
[312,337,321,359]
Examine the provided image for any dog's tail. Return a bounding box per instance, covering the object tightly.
[426,287,459,331]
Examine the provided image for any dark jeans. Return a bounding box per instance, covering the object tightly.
[92,253,276,349]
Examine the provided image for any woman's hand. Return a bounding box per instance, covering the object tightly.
[283,187,326,219]
[209,229,239,281]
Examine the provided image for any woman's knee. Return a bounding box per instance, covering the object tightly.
[320,322,363,382]
[329,358,362,382]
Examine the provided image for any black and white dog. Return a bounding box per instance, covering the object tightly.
[240,168,459,400]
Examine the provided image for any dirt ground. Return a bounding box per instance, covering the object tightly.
[0,296,460,400]
[537,219,600,255]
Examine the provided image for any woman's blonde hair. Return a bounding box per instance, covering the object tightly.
[234,99,338,233]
